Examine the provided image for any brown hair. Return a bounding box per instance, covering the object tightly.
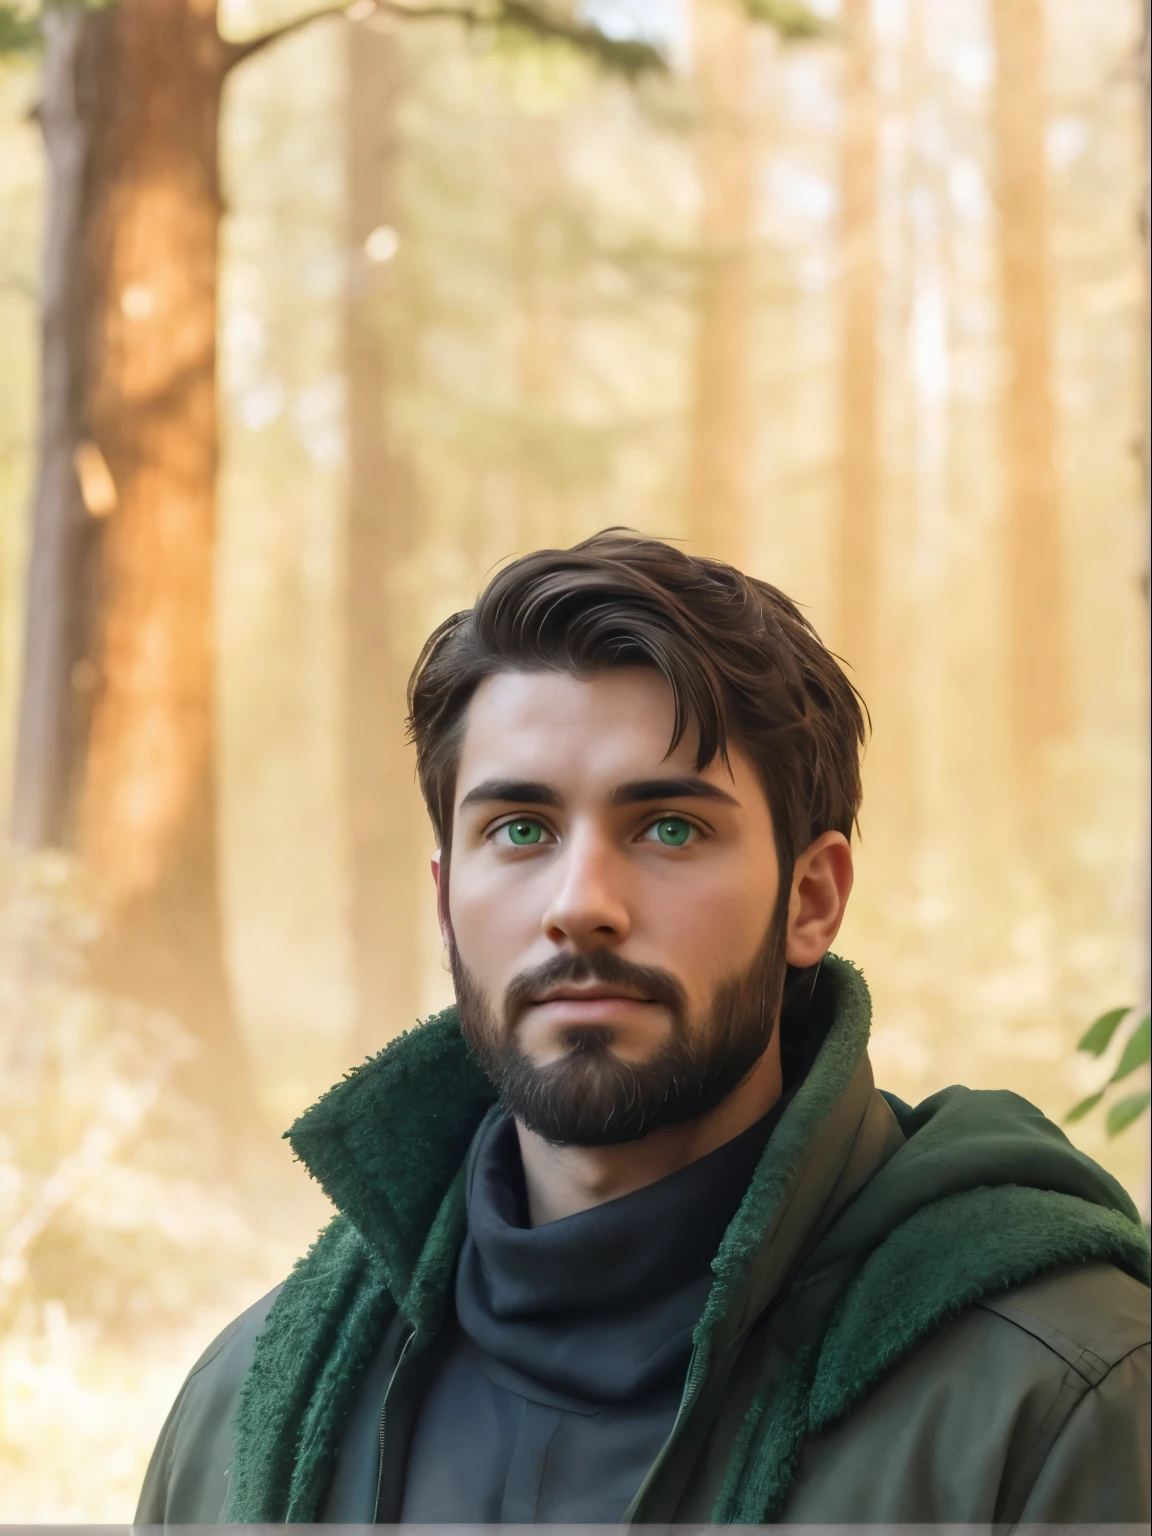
[407,530,867,878]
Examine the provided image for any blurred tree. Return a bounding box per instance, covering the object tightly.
[11,0,263,1130]
[9,7,108,869]
[5,0,659,1129]
[512,118,570,550]
[688,0,821,569]
[835,0,879,688]
[343,19,426,1057]
[989,0,1072,784]
[689,0,753,569]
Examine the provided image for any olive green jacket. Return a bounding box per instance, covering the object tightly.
[137,956,1151,1524]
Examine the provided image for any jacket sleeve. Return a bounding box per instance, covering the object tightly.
[1016,1344,1151,1522]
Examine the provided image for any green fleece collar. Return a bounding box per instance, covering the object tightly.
[810,1182,1150,1427]
[695,954,873,1356]
[809,1082,1145,1271]
[286,1004,496,1305]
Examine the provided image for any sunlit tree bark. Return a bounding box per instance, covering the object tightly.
[834,0,880,686]
[343,21,426,1057]
[689,0,753,569]
[10,9,111,855]
[13,0,258,1129]
[989,0,1072,778]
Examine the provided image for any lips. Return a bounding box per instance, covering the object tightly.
[532,985,655,1006]
[524,991,664,1031]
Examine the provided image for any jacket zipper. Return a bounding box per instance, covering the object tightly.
[372,1326,417,1521]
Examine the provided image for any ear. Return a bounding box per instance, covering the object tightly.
[431,851,451,948]
[784,831,854,968]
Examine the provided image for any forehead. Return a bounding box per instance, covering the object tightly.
[455,668,713,794]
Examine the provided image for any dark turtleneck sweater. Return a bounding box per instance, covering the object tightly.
[398,1096,792,1524]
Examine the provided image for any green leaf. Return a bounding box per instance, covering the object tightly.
[1076,1005,1131,1057]
[1065,1090,1104,1125]
[1106,1089,1151,1138]
[1108,1012,1151,1085]
[743,0,825,37]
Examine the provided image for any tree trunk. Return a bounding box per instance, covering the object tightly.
[689,0,753,569]
[344,22,426,1058]
[989,0,1072,778]
[11,8,114,851]
[14,0,257,1132]
[835,0,880,686]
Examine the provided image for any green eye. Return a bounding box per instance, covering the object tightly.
[650,817,693,847]
[503,819,544,846]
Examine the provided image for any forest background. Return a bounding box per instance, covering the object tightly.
[0,0,1149,1518]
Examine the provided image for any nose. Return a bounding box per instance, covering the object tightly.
[540,826,631,951]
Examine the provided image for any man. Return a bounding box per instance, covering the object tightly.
[138,531,1150,1525]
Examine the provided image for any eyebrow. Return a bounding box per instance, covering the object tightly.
[610,776,739,808]
[457,775,739,811]
[458,779,563,810]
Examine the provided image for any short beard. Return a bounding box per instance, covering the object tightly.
[448,905,788,1147]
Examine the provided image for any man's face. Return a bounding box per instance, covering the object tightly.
[438,667,786,1146]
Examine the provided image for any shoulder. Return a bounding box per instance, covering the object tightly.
[906,1260,1150,1417]
[135,1285,284,1524]
[909,1263,1150,1518]
[969,1265,1151,1522]
[975,1261,1149,1378]
[184,1284,284,1383]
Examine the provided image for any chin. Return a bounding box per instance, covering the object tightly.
[519,1016,667,1063]
[552,1022,672,1064]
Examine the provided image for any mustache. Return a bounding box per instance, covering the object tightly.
[502,948,687,1029]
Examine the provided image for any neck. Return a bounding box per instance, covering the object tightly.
[515,1031,784,1226]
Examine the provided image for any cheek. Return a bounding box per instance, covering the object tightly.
[447,860,536,975]
[643,862,776,996]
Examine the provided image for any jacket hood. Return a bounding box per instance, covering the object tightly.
[812,1077,1143,1270]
